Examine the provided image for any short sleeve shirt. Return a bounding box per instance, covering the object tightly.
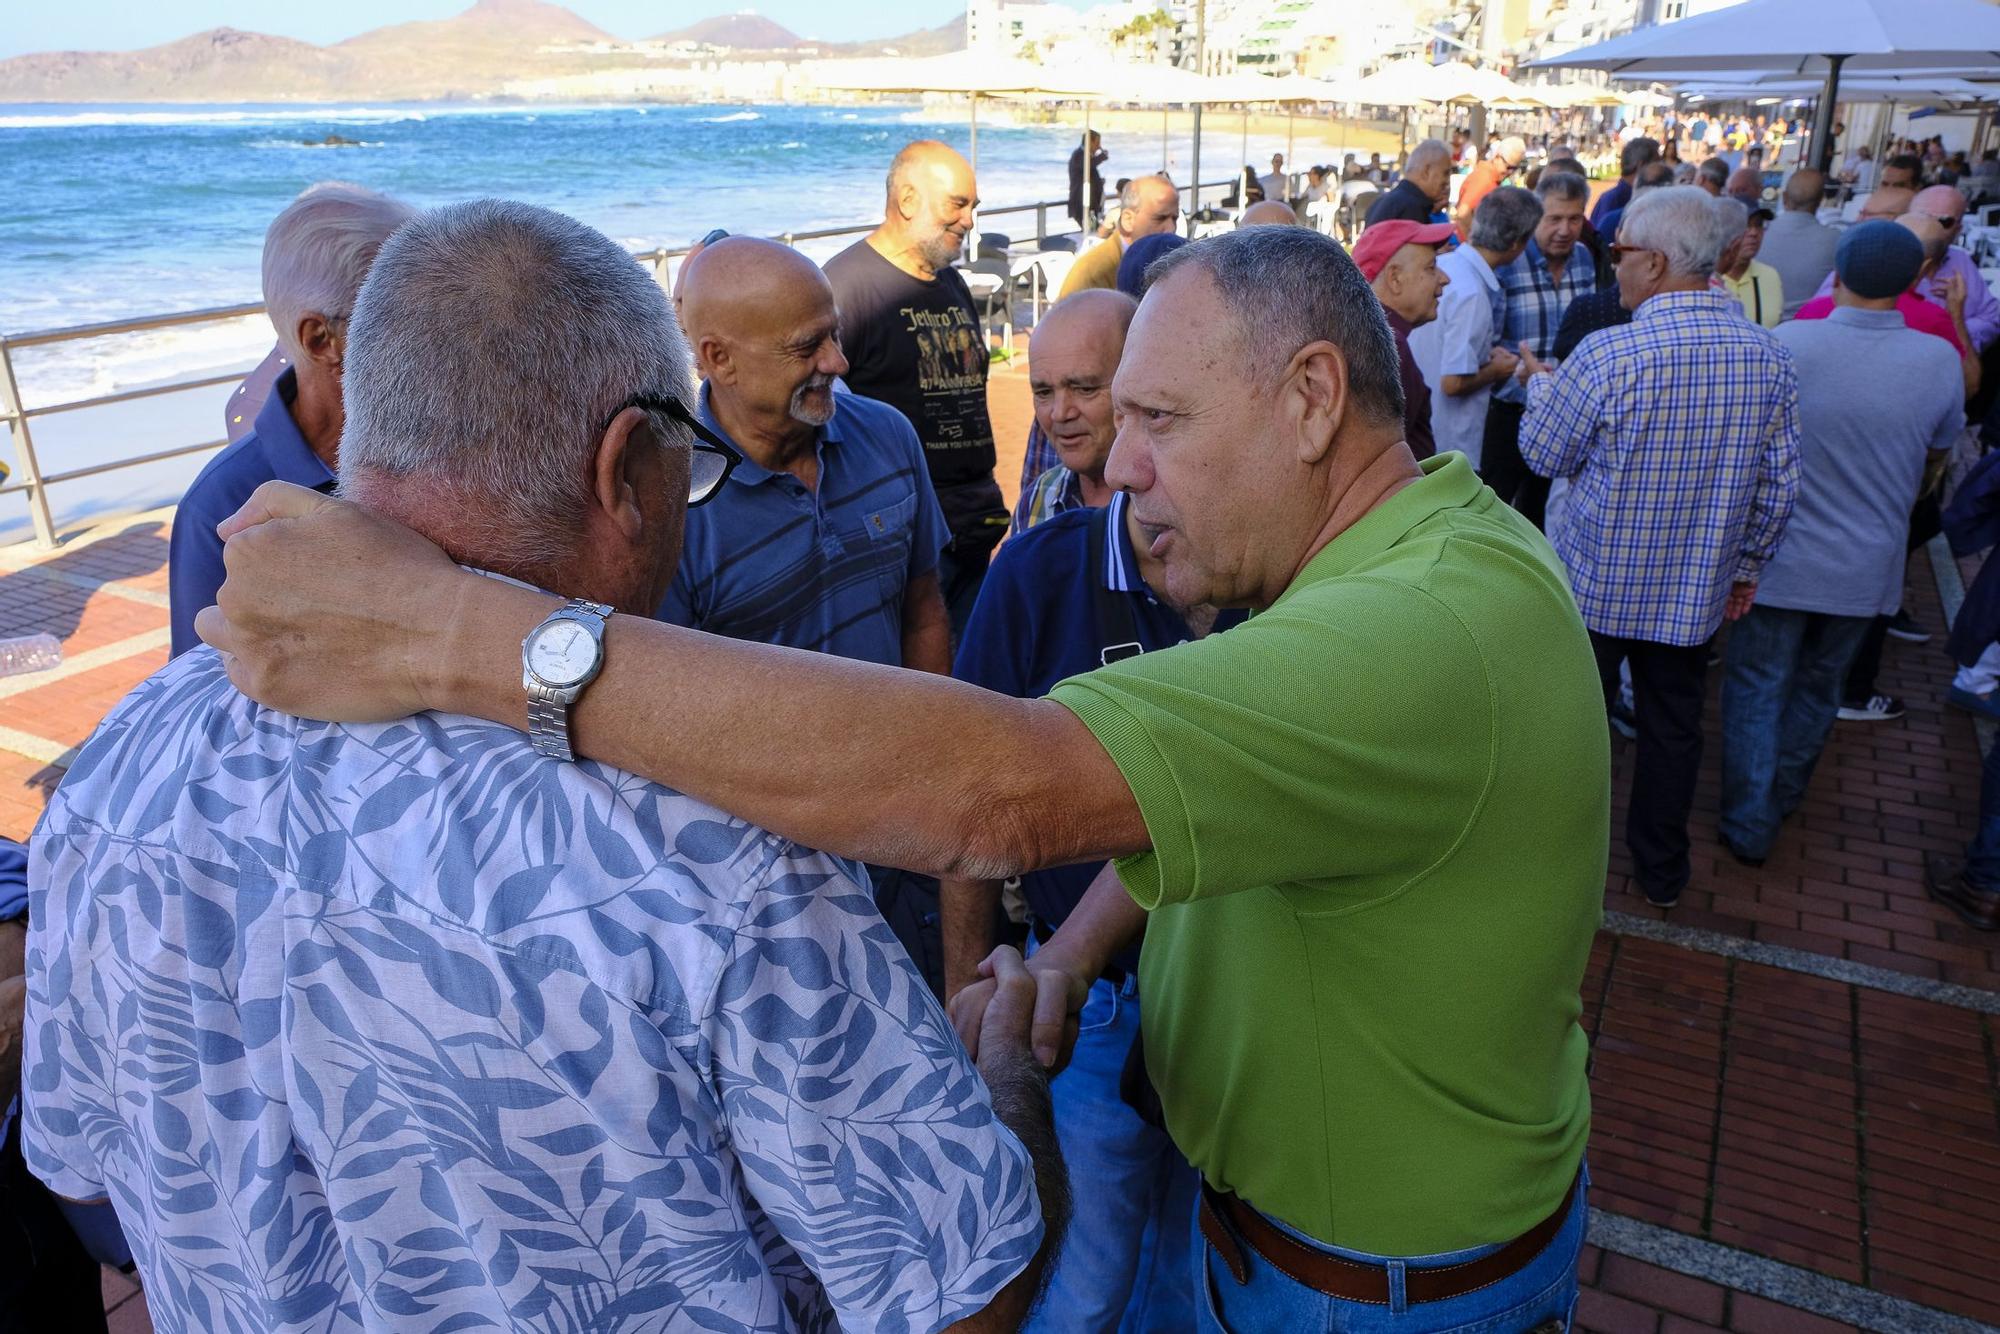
[824,240,997,492]
[26,649,1039,1333]
[657,388,947,666]
[1049,454,1607,1256]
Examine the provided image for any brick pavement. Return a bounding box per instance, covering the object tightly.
[0,361,1991,1332]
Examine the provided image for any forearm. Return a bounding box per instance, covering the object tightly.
[901,581,953,677]
[1035,861,1146,982]
[941,878,1002,1000]
[430,574,1147,879]
[946,1046,1065,1331]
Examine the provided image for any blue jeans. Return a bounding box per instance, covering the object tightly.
[1966,728,2000,889]
[1720,605,1872,859]
[1193,1167,1589,1333]
[1024,948,1196,1334]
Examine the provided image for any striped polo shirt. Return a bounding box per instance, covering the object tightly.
[656,386,948,666]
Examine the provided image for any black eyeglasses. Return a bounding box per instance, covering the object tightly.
[607,394,743,506]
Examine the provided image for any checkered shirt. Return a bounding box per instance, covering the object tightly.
[1519,287,1801,647]
[1494,239,1599,404]
[1014,422,1063,528]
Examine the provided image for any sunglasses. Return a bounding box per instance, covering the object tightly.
[605,394,743,506]
[1607,243,1659,263]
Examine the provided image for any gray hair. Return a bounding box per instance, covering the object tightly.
[1534,171,1590,206]
[1697,157,1730,192]
[1147,226,1403,429]
[1405,139,1451,176]
[1673,161,1699,184]
[261,182,416,362]
[1619,186,1728,279]
[340,199,690,564]
[1712,196,1752,254]
[1469,187,1543,252]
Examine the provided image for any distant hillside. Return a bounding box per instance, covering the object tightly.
[0,2,972,103]
[654,14,806,49]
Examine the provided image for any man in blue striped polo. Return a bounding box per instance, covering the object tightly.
[662,236,954,982]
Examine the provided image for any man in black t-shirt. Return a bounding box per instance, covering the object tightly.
[826,140,1008,643]
[1364,139,1452,229]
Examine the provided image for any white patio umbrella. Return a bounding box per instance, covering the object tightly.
[1530,0,2000,170]
[807,52,1104,171]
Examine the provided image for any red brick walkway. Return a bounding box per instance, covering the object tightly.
[1,375,1993,1330]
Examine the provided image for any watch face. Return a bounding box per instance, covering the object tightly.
[526,618,598,687]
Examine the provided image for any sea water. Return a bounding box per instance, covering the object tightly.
[0,99,1300,537]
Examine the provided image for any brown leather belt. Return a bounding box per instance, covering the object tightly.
[1198,1175,1579,1306]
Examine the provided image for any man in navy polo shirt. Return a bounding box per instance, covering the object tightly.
[945,481,1242,1332]
[666,237,953,980]
[169,183,414,656]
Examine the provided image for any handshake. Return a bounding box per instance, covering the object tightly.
[948,945,1094,1075]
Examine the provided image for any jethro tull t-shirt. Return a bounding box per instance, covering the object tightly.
[825,239,1005,550]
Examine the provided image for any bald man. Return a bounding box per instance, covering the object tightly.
[1761,169,1838,319]
[675,236,957,989]
[826,140,1006,641]
[1237,199,1298,227]
[1060,174,1180,297]
[1016,290,1137,527]
[1808,184,1995,350]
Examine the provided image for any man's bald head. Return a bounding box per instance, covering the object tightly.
[1404,140,1453,205]
[1117,174,1181,245]
[1726,167,1763,205]
[1239,200,1298,227]
[1780,169,1823,212]
[1897,211,1951,275]
[1859,186,1916,223]
[1029,289,1137,483]
[1913,184,1968,235]
[882,139,978,273]
[681,237,847,431]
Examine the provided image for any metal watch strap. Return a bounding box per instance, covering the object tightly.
[526,599,611,762]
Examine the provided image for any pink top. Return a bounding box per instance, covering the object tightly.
[1794,292,1964,355]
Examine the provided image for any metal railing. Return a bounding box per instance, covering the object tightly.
[0,179,1240,549]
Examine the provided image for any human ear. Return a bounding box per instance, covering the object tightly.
[592,406,651,542]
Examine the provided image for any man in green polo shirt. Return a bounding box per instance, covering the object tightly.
[200,226,1608,1333]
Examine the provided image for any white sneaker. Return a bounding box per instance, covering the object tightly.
[1837,693,1905,722]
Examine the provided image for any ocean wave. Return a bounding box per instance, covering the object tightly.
[245,138,385,150]
[697,111,762,124]
[0,107,429,130]
[10,314,272,407]
[777,141,805,149]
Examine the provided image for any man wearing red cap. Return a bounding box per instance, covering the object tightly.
[1353,220,1454,460]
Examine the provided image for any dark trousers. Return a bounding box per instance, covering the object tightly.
[1843,492,1941,703]
[0,1115,108,1334]
[1592,632,1711,897]
[937,544,992,649]
[1479,400,1550,529]
[1719,606,1872,859]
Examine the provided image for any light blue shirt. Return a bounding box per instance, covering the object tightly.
[1410,244,1504,466]
[24,648,1040,1333]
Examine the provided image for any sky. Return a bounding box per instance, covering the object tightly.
[0,2,1097,59]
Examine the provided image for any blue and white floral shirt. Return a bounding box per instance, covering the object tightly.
[24,649,1040,1334]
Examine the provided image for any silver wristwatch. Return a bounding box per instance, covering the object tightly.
[522,598,613,762]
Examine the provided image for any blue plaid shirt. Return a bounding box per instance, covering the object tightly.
[1519,287,1801,647]
[1013,422,1062,528]
[1494,240,1598,405]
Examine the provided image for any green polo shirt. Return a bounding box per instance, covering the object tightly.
[1048,453,1607,1256]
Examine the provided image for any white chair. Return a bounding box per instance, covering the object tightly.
[1022,250,1075,323]
[1306,198,1341,238]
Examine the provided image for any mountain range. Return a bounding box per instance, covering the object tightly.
[0,0,966,103]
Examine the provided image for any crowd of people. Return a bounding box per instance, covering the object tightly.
[3,115,1996,1334]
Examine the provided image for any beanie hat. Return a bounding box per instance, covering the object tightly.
[1835,220,1924,299]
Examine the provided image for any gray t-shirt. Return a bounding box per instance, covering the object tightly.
[1760,211,1841,320]
[1760,308,1964,617]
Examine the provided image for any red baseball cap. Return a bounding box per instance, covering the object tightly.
[1350,220,1457,281]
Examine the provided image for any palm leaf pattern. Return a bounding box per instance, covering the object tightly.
[23,649,1040,1333]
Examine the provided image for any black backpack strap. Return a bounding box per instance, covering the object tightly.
[1087,503,1145,665]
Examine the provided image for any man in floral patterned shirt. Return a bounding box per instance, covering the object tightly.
[23,200,1059,1333]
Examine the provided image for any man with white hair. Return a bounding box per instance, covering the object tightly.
[1365,139,1452,226]
[169,181,414,656]
[1454,135,1525,232]
[1520,185,1802,908]
[27,200,1061,1333]
[1060,174,1181,298]
[828,141,1007,638]
[1413,186,1540,467]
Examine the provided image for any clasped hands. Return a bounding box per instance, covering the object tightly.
[948,946,1092,1075]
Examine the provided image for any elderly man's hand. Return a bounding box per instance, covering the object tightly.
[195,481,464,722]
[1724,580,1757,622]
[949,946,1090,1073]
[1939,271,1968,323]
[1486,344,1520,381]
[1517,342,1550,382]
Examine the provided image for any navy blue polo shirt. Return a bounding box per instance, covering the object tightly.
[657,386,947,666]
[953,490,1245,940]
[169,368,335,657]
